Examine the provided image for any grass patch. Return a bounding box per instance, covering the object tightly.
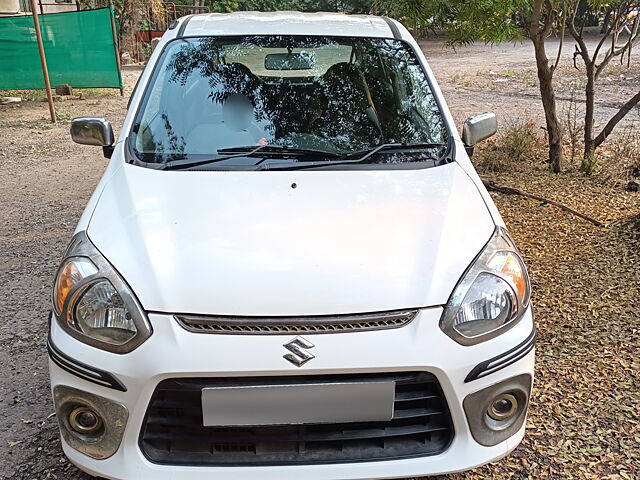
[0,89,48,101]
[0,87,120,101]
[451,73,474,87]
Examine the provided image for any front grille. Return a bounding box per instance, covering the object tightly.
[139,372,454,466]
[175,310,417,335]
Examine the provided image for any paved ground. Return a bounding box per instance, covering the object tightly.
[0,35,638,479]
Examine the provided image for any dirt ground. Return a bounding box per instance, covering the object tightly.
[421,32,640,129]
[0,36,638,480]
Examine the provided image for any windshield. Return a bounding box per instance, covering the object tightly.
[131,36,449,168]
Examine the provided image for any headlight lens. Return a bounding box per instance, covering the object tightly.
[74,280,137,345]
[52,233,151,353]
[54,258,98,314]
[487,251,530,305]
[441,227,530,345]
[453,273,517,336]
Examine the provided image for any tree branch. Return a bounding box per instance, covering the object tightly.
[592,2,625,62]
[552,9,566,72]
[623,16,640,68]
[482,179,605,227]
[595,7,640,78]
[541,1,556,38]
[593,90,640,148]
[567,15,592,68]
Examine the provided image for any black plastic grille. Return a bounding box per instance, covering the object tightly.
[139,372,454,466]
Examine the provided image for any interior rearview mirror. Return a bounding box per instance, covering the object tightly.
[70,117,115,158]
[265,52,315,71]
[462,113,498,156]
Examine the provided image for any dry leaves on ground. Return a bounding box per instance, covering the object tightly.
[430,164,640,480]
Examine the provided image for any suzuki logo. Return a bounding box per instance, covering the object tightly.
[283,336,315,367]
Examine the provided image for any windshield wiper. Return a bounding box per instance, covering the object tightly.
[160,145,268,170]
[257,143,447,171]
[160,145,344,171]
[218,145,342,156]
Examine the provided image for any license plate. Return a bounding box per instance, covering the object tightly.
[201,381,395,426]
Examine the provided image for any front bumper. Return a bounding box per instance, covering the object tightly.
[49,307,535,480]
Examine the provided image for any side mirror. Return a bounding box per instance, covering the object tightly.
[70,117,115,158]
[462,113,498,157]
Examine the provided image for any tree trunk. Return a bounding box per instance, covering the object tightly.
[531,34,564,173]
[581,69,597,173]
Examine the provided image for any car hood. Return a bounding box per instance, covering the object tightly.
[87,162,494,316]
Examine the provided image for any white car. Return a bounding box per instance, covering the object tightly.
[49,11,535,480]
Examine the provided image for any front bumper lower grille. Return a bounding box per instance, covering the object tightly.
[139,372,454,466]
[175,310,417,335]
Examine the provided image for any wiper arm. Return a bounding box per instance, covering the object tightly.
[217,145,343,156]
[259,143,446,171]
[161,145,344,171]
[160,145,270,171]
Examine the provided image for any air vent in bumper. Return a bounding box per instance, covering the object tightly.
[139,372,454,466]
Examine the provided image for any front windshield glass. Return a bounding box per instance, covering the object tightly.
[131,35,448,167]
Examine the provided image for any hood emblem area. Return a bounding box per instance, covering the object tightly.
[283,336,315,367]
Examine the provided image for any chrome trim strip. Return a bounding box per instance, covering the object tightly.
[174,309,418,336]
[464,327,536,383]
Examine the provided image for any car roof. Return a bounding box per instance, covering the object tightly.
[181,11,400,39]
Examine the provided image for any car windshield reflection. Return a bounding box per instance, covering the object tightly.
[131,35,449,168]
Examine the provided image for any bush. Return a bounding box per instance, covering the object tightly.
[596,126,640,184]
[473,119,544,174]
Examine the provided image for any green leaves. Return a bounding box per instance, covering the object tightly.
[235,0,375,13]
[374,0,529,45]
[213,0,241,13]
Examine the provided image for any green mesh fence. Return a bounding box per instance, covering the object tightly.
[0,7,122,90]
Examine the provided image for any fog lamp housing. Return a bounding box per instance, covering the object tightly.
[69,406,104,435]
[463,374,532,447]
[487,393,518,421]
[53,385,128,459]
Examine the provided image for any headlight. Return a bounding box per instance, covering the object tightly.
[54,258,98,314]
[440,227,530,345]
[52,232,151,353]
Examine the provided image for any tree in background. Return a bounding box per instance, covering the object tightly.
[567,0,640,173]
[527,0,568,174]
[373,0,566,173]
[167,0,640,176]
[107,0,166,60]
[372,0,524,43]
